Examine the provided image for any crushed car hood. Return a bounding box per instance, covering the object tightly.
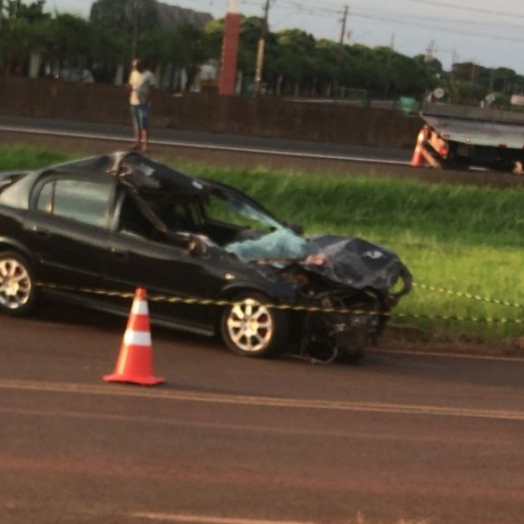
[226,228,411,293]
[299,235,412,293]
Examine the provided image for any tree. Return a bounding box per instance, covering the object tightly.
[268,29,315,96]
[90,0,159,59]
[8,0,46,20]
[175,24,209,90]
[0,0,50,75]
[308,40,338,97]
[450,80,486,106]
[204,15,275,92]
[48,14,92,71]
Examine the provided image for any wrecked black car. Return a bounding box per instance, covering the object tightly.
[0,152,411,362]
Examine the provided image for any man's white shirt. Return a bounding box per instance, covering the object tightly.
[129,70,156,105]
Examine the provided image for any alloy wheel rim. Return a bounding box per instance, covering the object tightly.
[227,298,273,352]
[0,259,32,309]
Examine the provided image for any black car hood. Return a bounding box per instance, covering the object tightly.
[299,234,412,293]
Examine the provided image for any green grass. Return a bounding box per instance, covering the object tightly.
[0,145,70,171]
[2,146,524,348]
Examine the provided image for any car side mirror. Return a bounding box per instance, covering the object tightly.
[188,235,208,257]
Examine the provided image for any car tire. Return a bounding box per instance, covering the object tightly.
[220,292,288,358]
[0,251,38,316]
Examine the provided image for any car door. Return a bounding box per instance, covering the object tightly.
[23,171,115,291]
[103,192,215,332]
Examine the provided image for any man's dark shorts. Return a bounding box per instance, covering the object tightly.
[130,104,150,131]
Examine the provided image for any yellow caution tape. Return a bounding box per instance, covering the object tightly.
[413,282,524,310]
[36,282,524,325]
[37,282,368,315]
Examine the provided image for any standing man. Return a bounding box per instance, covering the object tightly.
[128,58,156,152]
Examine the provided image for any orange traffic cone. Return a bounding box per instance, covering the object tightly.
[410,126,428,167]
[104,288,164,386]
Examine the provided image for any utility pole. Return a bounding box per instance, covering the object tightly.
[334,5,349,98]
[339,5,349,47]
[254,0,271,96]
[425,40,436,63]
[131,0,140,59]
[452,48,458,66]
[385,32,394,99]
[450,48,458,80]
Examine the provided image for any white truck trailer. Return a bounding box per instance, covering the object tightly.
[411,103,524,173]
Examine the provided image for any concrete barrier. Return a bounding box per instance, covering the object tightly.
[0,77,422,149]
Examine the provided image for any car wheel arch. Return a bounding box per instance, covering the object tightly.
[0,239,37,268]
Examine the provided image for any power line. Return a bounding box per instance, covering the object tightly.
[306,0,524,19]
[381,0,524,20]
[351,12,524,43]
[275,0,340,15]
[165,0,524,44]
[172,0,524,30]
[349,5,524,31]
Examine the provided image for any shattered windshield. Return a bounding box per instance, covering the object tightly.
[226,227,310,263]
[205,189,283,233]
[226,195,283,230]
[204,186,310,263]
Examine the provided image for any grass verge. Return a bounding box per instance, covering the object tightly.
[2,146,523,353]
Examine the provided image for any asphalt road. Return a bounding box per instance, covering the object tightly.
[0,114,411,164]
[2,114,524,188]
[2,115,524,524]
[2,303,524,524]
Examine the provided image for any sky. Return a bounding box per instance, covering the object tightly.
[45,0,524,74]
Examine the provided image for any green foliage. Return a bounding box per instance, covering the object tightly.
[4,0,48,21]
[51,14,92,67]
[0,1,445,98]
[0,146,69,169]
[3,1,524,105]
[89,0,159,36]
[274,26,316,81]
[0,0,51,74]
[450,80,487,106]
[449,63,524,105]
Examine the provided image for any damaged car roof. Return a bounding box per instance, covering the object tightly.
[46,151,210,202]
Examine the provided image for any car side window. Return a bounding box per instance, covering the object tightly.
[36,178,112,228]
[160,203,194,231]
[118,195,153,237]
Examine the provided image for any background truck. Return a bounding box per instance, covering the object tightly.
[412,103,524,173]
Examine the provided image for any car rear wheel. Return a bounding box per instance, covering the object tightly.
[0,251,37,316]
[220,292,288,358]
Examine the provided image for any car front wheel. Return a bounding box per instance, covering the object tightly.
[220,292,288,358]
[0,251,38,316]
